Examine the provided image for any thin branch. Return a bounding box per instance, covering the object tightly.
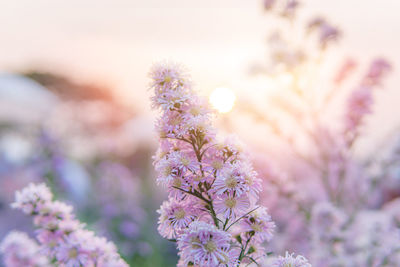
[226,206,260,231]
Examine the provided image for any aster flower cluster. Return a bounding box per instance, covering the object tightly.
[344,58,391,145]
[92,161,148,257]
[273,252,311,267]
[254,1,340,77]
[263,0,300,18]
[0,231,49,267]
[308,17,340,48]
[310,203,400,266]
[8,182,128,267]
[150,62,310,266]
[235,1,399,266]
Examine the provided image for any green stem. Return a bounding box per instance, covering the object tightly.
[225,206,260,231]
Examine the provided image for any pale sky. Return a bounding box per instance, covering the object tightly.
[0,0,399,154]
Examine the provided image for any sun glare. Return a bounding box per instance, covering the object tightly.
[209,87,236,113]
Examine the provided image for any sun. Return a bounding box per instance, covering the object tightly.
[209,87,236,113]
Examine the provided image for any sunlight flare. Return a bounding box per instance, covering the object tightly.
[209,87,236,113]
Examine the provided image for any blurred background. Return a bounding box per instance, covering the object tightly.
[1,0,400,266]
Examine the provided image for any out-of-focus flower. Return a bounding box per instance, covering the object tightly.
[10,183,128,266]
[344,86,373,138]
[242,2,397,266]
[308,17,340,48]
[362,58,391,86]
[0,231,50,267]
[334,59,357,85]
[344,58,391,145]
[263,0,276,10]
[273,251,311,267]
[11,182,52,214]
[281,0,300,18]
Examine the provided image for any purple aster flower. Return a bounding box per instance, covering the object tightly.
[158,198,198,239]
[177,221,232,266]
[213,163,250,197]
[240,207,276,242]
[273,252,312,267]
[214,193,250,219]
[56,231,90,267]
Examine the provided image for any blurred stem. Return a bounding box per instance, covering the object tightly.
[238,235,253,262]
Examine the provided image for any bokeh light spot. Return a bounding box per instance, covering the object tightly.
[209,87,236,113]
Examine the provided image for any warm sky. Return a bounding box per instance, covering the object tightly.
[0,0,399,154]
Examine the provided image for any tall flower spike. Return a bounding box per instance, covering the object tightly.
[343,58,391,145]
[150,62,310,266]
[11,183,128,267]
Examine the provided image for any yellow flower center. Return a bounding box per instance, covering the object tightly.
[251,223,262,232]
[204,240,217,252]
[48,240,57,248]
[164,75,172,83]
[190,107,201,116]
[224,198,237,209]
[174,208,186,220]
[172,178,182,188]
[163,166,173,177]
[68,248,78,259]
[212,160,223,170]
[181,157,190,166]
[225,176,237,188]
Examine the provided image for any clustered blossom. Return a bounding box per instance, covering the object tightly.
[344,58,391,144]
[245,1,399,266]
[177,221,238,267]
[9,183,128,267]
[273,252,311,267]
[308,17,340,48]
[263,0,300,18]
[150,62,310,266]
[310,203,400,266]
[333,59,357,86]
[263,0,276,10]
[93,161,149,257]
[0,231,49,267]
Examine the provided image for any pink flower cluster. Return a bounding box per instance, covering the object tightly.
[308,17,340,48]
[150,62,310,266]
[9,183,128,267]
[0,231,49,267]
[344,58,391,145]
[310,202,400,266]
[273,252,311,267]
[263,0,300,18]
